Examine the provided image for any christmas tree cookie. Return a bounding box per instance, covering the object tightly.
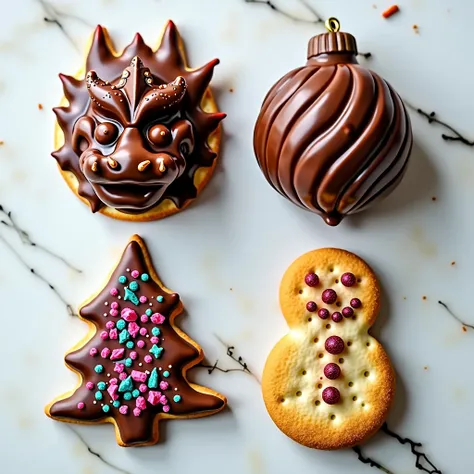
[262,248,395,450]
[46,235,226,446]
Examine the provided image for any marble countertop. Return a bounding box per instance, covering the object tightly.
[1,0,472,473]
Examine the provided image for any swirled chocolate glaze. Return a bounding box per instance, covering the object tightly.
[53,21,225,214]
[47,236,226,446]
[254,29,412,226]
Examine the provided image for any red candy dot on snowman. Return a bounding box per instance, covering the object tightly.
[350,298,362,308]
[324,363,341,380]
[341,272,356,287]
[306,301,317,312]
[342,307,354,318]
[322,386,340,405]
[331,312,343,323]
[318,308,329,320]
[131,270,140,279]
[325,336,345,354]
[305,273,319,287]
[322,289,337,304]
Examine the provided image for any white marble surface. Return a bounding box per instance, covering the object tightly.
[1,0,473,472]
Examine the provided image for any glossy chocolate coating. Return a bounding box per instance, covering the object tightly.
[253,30,412,226]
[53,22,225,214]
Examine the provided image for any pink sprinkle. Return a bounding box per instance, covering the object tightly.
[110,348,125,361]
[139,327,147,336]
[144,355,153,364]
[114,363,125,373]
[89,348,98,357]
[128,322,140,338]
[151,313,165,325]
[137,340,145,349]
[111,302,119,310]
[109,378,118,385]
[140,315,149,323]
[131,370,147,383]
[100,331,108,340]
[139,384,148,393]
[162,405,170,413]
[159,381,169,391]
[130,351,138,360]
[107,384,119,401]
[150,336,159,344]
[77,402,85,410]
[136,396,147,410]
[131,270,140,279]
[139,296,148,304]
[109,329,118,339]
[110,288,119,296]
[119,405,128,415]
[109,309,119,317]
[133,408,141,417]
[148,391,161,406]
[86,382,94,390]
[106,321,115,329]
[121,308,138,322]
[159,395,168,405]
[101,348,111,359]
[119,372,128,380]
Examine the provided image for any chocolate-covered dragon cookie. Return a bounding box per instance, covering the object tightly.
[45,235,226,446]
[53,21,225,220]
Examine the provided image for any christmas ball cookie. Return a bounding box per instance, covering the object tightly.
[262,248,395,450]
[53,21,225,221]
[253,18,412,226]
[45,235,226,446]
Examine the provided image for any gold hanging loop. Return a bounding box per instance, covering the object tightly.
[325,17,341,33]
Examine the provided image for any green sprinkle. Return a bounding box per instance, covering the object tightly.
[150,344,163,359]
[102,405,110,413]
[141,273,149,282]
[129,281,139,291]
[157,295,164,303]
[125,358,133,367]
[97,382,106,391]
[119,276,127,284]
[146,309,153,316]
[95,391,103,401]
[163,371,170,378]
[148,368,159,389]
[173,395,181,403]
[151,327,160,337]
[116,319,126,330]
[123,392,132,401]
[132,389,140,398]
[113,400,121,408]
[118,376,133,393]
[94,365,104,374]
[124,287,139,306]
[119,329,130,344]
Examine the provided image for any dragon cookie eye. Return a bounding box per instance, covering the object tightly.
[94,122,119,145]
[148,124,171,146]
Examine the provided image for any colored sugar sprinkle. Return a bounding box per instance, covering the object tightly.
[131,270,140,279]
[132,389,140,398]
[102,405,110,413]
[148,368,159,389]
[157,296,164,303]
[173,395,181,403]
[123,392,132,401]
[152,327,161,337]
[94,365,104,374]
[97,382,106,391]
[150,344,163,359]
[129,281,139,291]
[95,391,103,401]
[125,358,133,367]
[116,320,126,330]
[119,275,127,284]
[119,329,130,344]
[113,400,121,408]
[124,287,139,305]
[141,273,149,281]
[146,309,153,316]
[163,371,170,378]
[126,341,135,349]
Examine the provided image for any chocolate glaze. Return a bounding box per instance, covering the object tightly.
[253,29,412,226]
[53,21,225,214]
[49,237,225,446]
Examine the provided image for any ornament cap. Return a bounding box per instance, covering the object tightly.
[307,18,358,59]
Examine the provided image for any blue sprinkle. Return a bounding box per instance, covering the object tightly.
[152,327,160,337]
[141,273,149,282]
[157,296,164,303]
[173,395,181,403]
[113,400,121,408]
[163,371,170,378]
[116,319,126,330]
[126,341,134,349]
[94,365,104,374]
[129,281,139,291]
[119,275,127,284]
[148,368,159,389]
[150,344,163,359]
[146,309,153,316]
[132,389,140,398]
[97,382,106,391]
[125,358,133,367]
[123,392,132,401]
[119,329,130,344]
[95,391,103,401]
[102,405,110,413]
[124,287,140,306]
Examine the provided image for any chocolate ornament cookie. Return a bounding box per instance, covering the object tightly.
[262,248,395,450]
[45,235,226,446]
[253,18,412,226]
[53,21,225,220]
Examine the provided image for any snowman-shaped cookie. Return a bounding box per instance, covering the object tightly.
[262,248,395,449]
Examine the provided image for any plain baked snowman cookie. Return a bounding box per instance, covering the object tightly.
[262,248,395,450]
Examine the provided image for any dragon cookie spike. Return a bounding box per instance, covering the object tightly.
[86,25,114,70]
[155,20,185,69]
[184,58,219,107]
[58,74,82,102]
